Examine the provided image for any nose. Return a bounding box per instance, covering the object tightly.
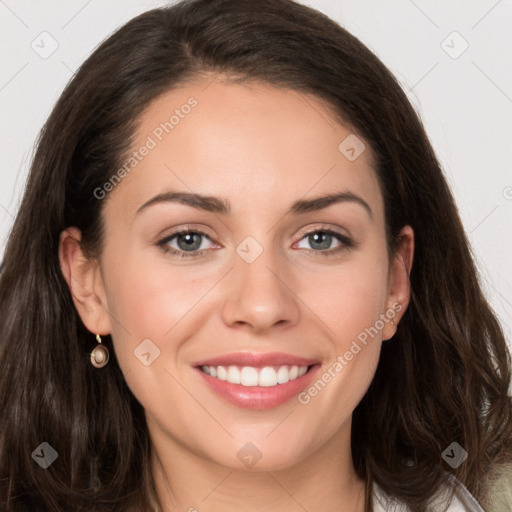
[221,244,301,334]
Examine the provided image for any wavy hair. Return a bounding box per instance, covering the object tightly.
[1,1,511,510]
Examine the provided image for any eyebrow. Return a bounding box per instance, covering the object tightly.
[135,190,372,218]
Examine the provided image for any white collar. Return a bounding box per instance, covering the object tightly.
[372,476,486,512]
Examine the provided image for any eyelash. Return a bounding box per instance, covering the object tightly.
[156,226,354,259]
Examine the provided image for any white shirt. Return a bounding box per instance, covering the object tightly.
[373,476,486,511]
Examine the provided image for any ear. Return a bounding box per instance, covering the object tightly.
[382,225,414,340]
[58,227,112,336]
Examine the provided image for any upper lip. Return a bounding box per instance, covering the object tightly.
[193,352,320,368]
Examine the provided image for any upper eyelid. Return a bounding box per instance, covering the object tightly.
[297,225,349,237]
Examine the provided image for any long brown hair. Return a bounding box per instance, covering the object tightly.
[1,1,511,510]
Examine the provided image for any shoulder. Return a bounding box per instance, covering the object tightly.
[485,462,512,512]
[372,476,485,512]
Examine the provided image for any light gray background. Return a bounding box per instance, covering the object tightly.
[1,0,511,347]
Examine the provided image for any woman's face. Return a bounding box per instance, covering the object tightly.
[63,78,412,473]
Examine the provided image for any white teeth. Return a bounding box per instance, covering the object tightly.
[240,367,259,386]
[258,366,277,387]
[276,366,290,384]
[201,364,310,387]
[216,365,227,380]
[227,365,241,384]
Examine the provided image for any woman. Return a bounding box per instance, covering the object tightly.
[1,0,511,510]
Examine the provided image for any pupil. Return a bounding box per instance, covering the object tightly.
[178,233,201,251]
[310,232,331,250]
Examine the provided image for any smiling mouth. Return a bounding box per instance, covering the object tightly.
[199,364,312,387]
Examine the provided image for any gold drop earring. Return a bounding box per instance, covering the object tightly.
[90,334,109,368]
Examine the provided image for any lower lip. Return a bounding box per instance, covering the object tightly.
[195,365,321,410]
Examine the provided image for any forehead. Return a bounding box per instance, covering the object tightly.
[105,78,383,221]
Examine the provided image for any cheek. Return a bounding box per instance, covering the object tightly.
[295,243,389,402]
[300,248,390,341]
[100,246,222,374]
[103,245,210,331]
[99,254,208,411]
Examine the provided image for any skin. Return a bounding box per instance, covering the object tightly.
[59,76,414,512]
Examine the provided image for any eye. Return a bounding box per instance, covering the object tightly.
[156,226,354,259]
[157,228,216,258]
[295,228,353,255]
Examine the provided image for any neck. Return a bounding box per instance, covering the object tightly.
[148,419,367,512]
